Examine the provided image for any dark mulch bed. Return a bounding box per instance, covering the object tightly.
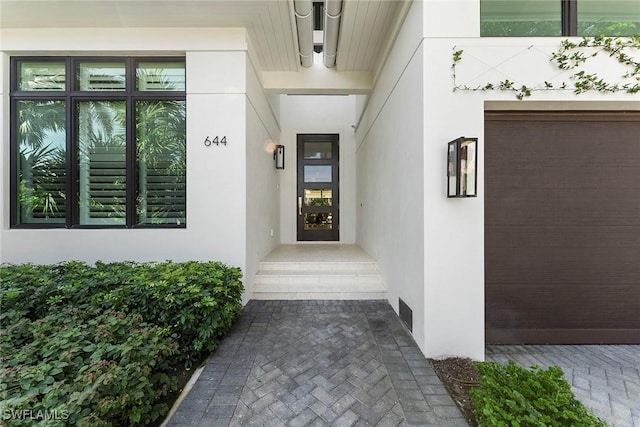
[429,357,480,426]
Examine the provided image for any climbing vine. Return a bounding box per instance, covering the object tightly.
[452,35,640,99]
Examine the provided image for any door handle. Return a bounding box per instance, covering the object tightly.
[298,197,303,215]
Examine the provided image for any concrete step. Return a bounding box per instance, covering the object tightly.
[254,270,383,285]
[251,261,387,300]
[257,261,379,272]
[250,290,387,300]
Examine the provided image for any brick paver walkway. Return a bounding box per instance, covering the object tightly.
[487,345,640,427]
[167,300,467,426]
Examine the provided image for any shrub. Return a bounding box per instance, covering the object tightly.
[470,361,606,427]
[0,260,243,426]
[89,261,243,361]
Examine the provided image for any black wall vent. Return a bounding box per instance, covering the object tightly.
[399,298,413,332]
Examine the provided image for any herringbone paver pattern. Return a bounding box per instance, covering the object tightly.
[487,345,640,427]
[167,300,467,426]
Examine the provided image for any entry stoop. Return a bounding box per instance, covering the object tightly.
[251,245,387,300]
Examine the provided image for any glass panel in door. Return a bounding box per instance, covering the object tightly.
[297,134,339,241]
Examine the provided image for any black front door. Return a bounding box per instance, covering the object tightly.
[297,134,339,241]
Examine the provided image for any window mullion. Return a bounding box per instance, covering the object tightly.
[10,55,185,229]
[126,59,137,228]
[67,58,77,227]
[562,0,578,36]
[68,98,76,227]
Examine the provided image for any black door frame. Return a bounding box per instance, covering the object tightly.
[297,134,339,241]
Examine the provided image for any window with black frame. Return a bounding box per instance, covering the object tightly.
[480,0,640,37]
[11,57,186,228]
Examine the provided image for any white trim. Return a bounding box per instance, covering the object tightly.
[0,27,248,52]
[485,100,640,111]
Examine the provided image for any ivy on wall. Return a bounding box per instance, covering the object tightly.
[452,36,640,99]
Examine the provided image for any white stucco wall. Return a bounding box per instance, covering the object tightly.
[0,30,252,278]
[422,0,479,37]
[279,95,358,244]
[420,34,638,359]
[245,55,281,298]
[184,50,248,268]
[355,0,638,360]
[421,42,485,359]
[355,0,426,352]
[0,27,248,53]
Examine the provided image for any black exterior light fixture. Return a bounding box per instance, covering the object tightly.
[447,137,478,198]
[274,144,285,170]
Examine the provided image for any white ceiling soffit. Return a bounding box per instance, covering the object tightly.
[336,0,406,73]
[0,0,300,72]
[0,0,411,85]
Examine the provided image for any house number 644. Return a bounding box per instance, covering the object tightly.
[204,136,227,146]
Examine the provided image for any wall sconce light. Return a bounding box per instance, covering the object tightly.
[447,137,478,198]
[274,144,285,170]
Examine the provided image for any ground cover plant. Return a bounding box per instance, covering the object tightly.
[0,261,243,426]
[431,358,606,427]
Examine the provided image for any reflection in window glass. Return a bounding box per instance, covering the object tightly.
[304,165,332,183]
[447,143,458,198]
[16,100,67,224]
[578,1,640,36]
[304,142,332,159]
[18,61,66,91]
[77,62,126,91]
[480,0,561,36]
[460,140,476,196]
[11,57,187,228]
[304,189,332,207]
[137,62,186,91]
[136,100,186,225]
[304,213,332,230]
[78,101,127,225]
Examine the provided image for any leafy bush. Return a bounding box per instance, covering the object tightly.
[0,261,243,426]
[470,361,606,427]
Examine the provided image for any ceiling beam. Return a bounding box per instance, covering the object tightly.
[262,65,372,94]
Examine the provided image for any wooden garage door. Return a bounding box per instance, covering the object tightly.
[485,111,640,344]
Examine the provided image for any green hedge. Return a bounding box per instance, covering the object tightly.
[470,361,606,427]
[0,261,243,426]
